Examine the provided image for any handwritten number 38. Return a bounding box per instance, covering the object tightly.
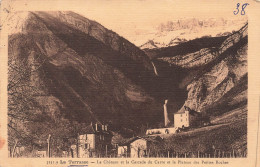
[234,3,249,15]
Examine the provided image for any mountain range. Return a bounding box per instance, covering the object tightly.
[8,11,247,152]
[139,17,247,49]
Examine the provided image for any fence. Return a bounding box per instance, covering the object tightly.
[95,149,247,158]
[143,150,247,158]
[12,148,247,158]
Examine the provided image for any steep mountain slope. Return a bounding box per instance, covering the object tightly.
[149,23,248,118]
[142,23,248,153]
[8,11,162,140]
[144,36,227,59]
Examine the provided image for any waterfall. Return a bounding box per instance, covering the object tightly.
[151,61,158,76]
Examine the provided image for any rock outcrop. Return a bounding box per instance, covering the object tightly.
[139,17,247,49]
[152,23,248,114]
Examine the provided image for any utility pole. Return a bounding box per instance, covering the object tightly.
[105,145,108,157]
[47,134,51,158]
[77,133,79,158]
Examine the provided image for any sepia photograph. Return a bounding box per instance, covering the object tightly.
[7,10,248,159]
[1,1,260,167]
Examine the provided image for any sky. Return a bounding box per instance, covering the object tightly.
[4,0,247,44]
[75,0,245,43]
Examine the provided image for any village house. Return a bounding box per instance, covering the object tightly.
[117,136,162,158]
[174,106,200,128]
[174,106,209,128]
[75,123,113,158]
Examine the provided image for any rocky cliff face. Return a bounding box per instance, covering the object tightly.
[8,11,161,139]
[139,17,247,49]
[150,23,248,115]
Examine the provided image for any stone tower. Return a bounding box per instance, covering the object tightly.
[163,100,170,127]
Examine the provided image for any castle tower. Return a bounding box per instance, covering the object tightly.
[163,100,170,127]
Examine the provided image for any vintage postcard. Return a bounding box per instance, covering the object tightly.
[0,0,259,167]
